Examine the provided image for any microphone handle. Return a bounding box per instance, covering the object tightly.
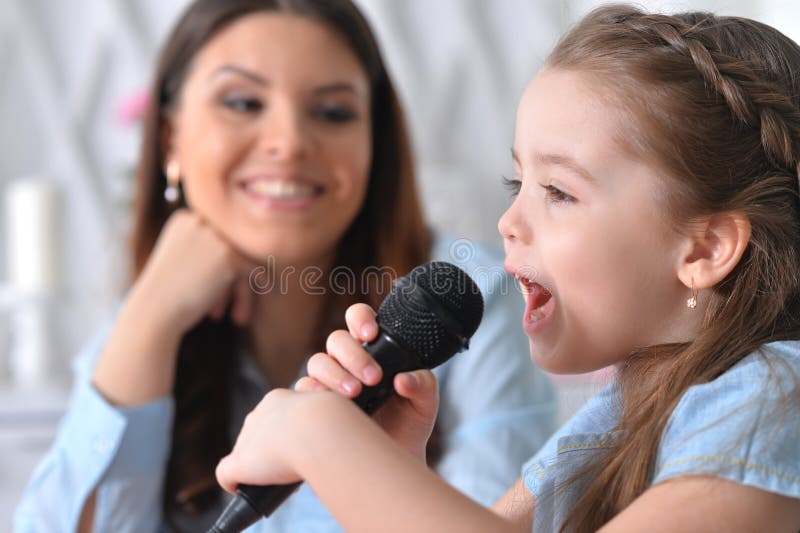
[209,331,422,533]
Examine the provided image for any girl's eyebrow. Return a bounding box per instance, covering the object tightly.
[511,148,597,185]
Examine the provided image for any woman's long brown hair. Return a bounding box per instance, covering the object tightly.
[128,0,430,522]
[544,5,800,531]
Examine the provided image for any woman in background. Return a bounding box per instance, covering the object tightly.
[14,0,555,531]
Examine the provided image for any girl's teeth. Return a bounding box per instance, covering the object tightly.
[248,181,315,199]
[529,307,546,322]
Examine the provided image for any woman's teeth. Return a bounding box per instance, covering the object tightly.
[247,180,316,199]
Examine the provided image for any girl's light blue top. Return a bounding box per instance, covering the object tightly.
[523,340,800,533]
[13,235,557,532]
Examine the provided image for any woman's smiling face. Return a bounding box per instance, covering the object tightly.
[165,12,372,266]
[499,68,692,374]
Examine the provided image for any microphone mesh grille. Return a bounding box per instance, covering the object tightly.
[377,262,484,367]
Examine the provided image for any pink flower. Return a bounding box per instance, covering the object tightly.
[115,89,151,126]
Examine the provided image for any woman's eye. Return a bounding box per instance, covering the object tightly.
[502,176,522,197]
[313,105,356,123]
[220,96,262,113]
[540,184,576,204]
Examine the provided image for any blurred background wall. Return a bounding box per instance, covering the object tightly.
[1,0,799,525]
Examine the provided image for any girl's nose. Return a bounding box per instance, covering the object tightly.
[258,103,311,160]
[498,196,527,244]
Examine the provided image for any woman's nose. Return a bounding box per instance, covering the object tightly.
[257,103,311,160]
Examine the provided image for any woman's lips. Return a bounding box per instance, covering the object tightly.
[236,177,324,212]
[243,179,320,199]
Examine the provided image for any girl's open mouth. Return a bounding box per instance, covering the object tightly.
[517,276,556,334]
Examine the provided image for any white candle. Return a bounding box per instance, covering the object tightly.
[3,179,63,388]
[5,178,61,296]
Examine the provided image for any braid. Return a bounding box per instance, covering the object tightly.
[616,12,800,183]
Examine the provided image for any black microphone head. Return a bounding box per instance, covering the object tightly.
[377,261,484,367]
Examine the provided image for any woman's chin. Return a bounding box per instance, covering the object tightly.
[236,238,336,269]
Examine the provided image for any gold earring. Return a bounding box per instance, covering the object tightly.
[164,161,181,203]
[686,278,698,309]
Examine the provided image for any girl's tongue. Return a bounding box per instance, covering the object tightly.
[523,281,555,329]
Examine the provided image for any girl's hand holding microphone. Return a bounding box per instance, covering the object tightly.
[294,303,440,463]
[215,303,441,497]
[92,209,261,406]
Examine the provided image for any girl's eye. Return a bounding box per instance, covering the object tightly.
[312,104,357,123]
[540,184,576,204]
[220,96,262,113]
[502,176,522,197]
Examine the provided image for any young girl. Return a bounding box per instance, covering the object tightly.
[215,5,800,532]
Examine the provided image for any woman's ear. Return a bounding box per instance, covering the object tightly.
[677,211,751,290]
[160,116,177,166]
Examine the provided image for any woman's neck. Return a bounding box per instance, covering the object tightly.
[245,257,333,389]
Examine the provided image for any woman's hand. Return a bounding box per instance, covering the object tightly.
[92,209,260,406]
[132,209,259,334]
[294,303,440,463]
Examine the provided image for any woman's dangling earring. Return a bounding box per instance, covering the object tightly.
[164,160,182,203]
[687,278,698,309]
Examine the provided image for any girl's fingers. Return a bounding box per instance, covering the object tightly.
[393,370,439,415]
[344,303,379,342]
[215,454,238,494]
[325,329,382,386]
[306,352,362,397]
[293,376,328,393]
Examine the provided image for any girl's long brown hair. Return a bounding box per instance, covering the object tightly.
[128,0,429,522]
[545,5,800,531]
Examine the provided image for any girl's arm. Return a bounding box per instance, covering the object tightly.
[599,476,800,532]
[216,389,533,533]
[491,478,536,531]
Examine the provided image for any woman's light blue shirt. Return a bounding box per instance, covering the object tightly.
[523,340,800,533]
[13,235,557,532]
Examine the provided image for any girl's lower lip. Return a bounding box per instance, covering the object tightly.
[523,293,556,335]
[236,185,321,212]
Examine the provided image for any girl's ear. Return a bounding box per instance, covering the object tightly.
[677,211,751,291]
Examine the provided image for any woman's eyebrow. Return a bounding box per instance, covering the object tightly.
[208,67,364,98]
[209,64,268,85]
[313,82,362,96]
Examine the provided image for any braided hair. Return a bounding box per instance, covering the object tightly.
[544,5,800,531]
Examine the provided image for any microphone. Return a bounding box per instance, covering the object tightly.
[208,261,485,533]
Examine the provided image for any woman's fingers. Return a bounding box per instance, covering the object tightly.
[209,293,230,321]
[230,276,254,326]
[325,329,382,386]
[345,303,379,342]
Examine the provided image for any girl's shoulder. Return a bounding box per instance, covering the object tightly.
[653,340,800,500]
[669,339,800,418]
